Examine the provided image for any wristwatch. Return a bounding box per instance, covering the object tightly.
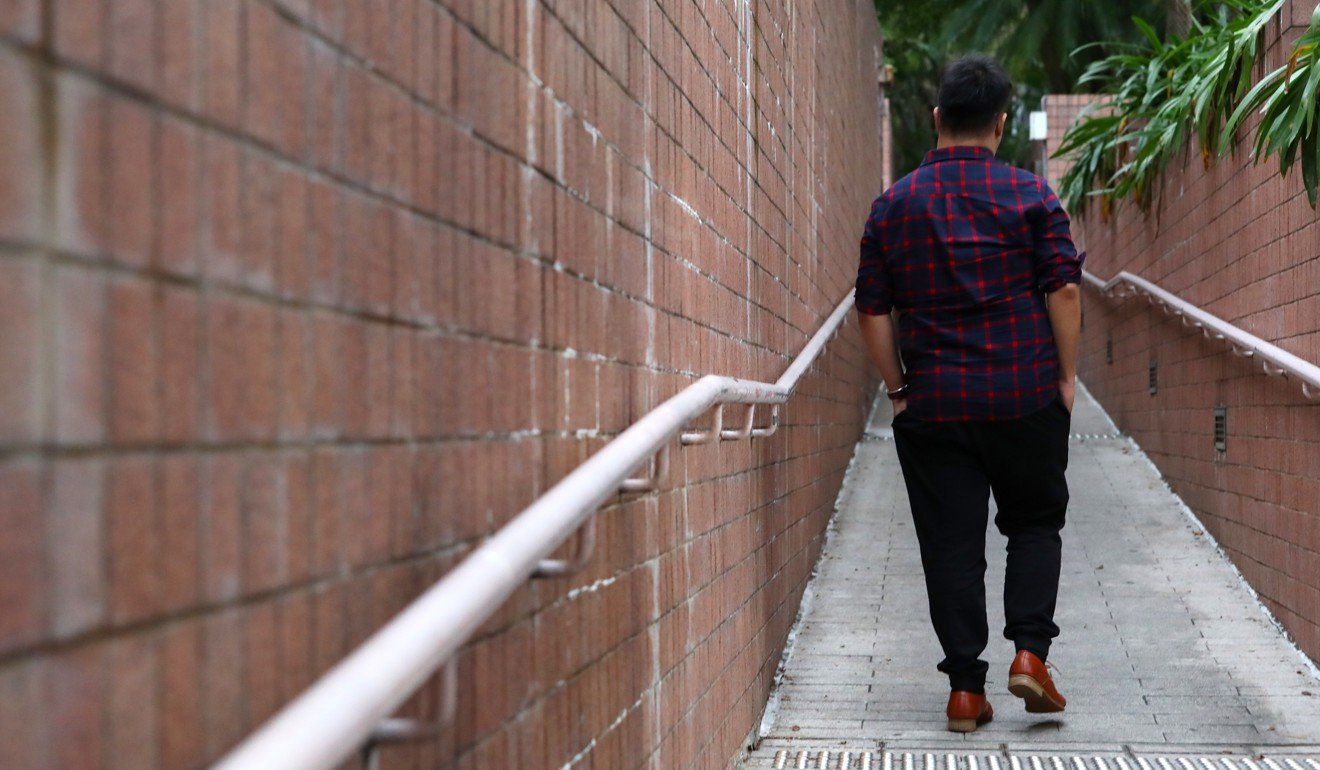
[886,383,910,401]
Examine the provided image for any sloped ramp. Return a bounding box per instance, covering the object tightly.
[741,384,1320,765]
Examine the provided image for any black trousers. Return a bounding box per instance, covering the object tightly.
[892,395,1071,693]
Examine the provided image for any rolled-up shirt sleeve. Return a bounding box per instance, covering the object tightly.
[1030,181,1084,293]
[856,195,893,315]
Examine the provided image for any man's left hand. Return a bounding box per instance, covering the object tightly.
[1058,379,1076,413]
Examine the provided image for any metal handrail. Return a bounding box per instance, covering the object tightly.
[1083,269,1320,400]
[212,291,859,770]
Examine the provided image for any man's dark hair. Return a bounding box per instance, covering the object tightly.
[937,55,1013,135]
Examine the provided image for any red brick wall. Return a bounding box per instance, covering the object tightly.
[1040,93,1103,198]
[0,1,884,768]
[1052,1,1320,662]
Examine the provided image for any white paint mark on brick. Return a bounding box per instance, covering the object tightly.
[565,574,618,601]
[583,119,601,146]
[670,191,701,222]
[555,102,566,185]
[561,694,645,769]
[638,7,663,757]
[521,0,542,492]
[644,161,656,366]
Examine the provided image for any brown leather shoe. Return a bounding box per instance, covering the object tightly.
[1007,650,1066,713]
[946,690,993,732]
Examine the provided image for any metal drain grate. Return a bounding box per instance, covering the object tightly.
[755,752,1320,770]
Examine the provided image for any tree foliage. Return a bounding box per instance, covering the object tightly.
[923,0,1172,93]
[875,0,1171,177]
[1222,3,1320,206]
[1055,0,1282,211]
[874,2,949,176]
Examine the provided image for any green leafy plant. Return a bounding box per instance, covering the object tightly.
[1222,4,1320,206]
[926,0,1173,92]
[1055,0,1320,213]
[874,0,1170,177]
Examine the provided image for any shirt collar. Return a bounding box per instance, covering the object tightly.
[920,145,999,166]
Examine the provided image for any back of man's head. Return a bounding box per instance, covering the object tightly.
[937,55,1012,136]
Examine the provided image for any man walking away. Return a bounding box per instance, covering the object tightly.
[854,54,1083,733]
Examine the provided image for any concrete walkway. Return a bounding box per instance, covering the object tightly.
[742,384,1320,766]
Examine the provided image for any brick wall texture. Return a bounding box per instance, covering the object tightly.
[0,1,885,768]
[1047,1,1320,663]
[1040,93,1103,200]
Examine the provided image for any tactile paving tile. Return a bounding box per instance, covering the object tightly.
[744,751,1320,770]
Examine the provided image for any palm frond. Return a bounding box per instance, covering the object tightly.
[1056,0,1319,213]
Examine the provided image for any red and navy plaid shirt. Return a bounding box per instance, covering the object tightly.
[856,145,1084,421]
